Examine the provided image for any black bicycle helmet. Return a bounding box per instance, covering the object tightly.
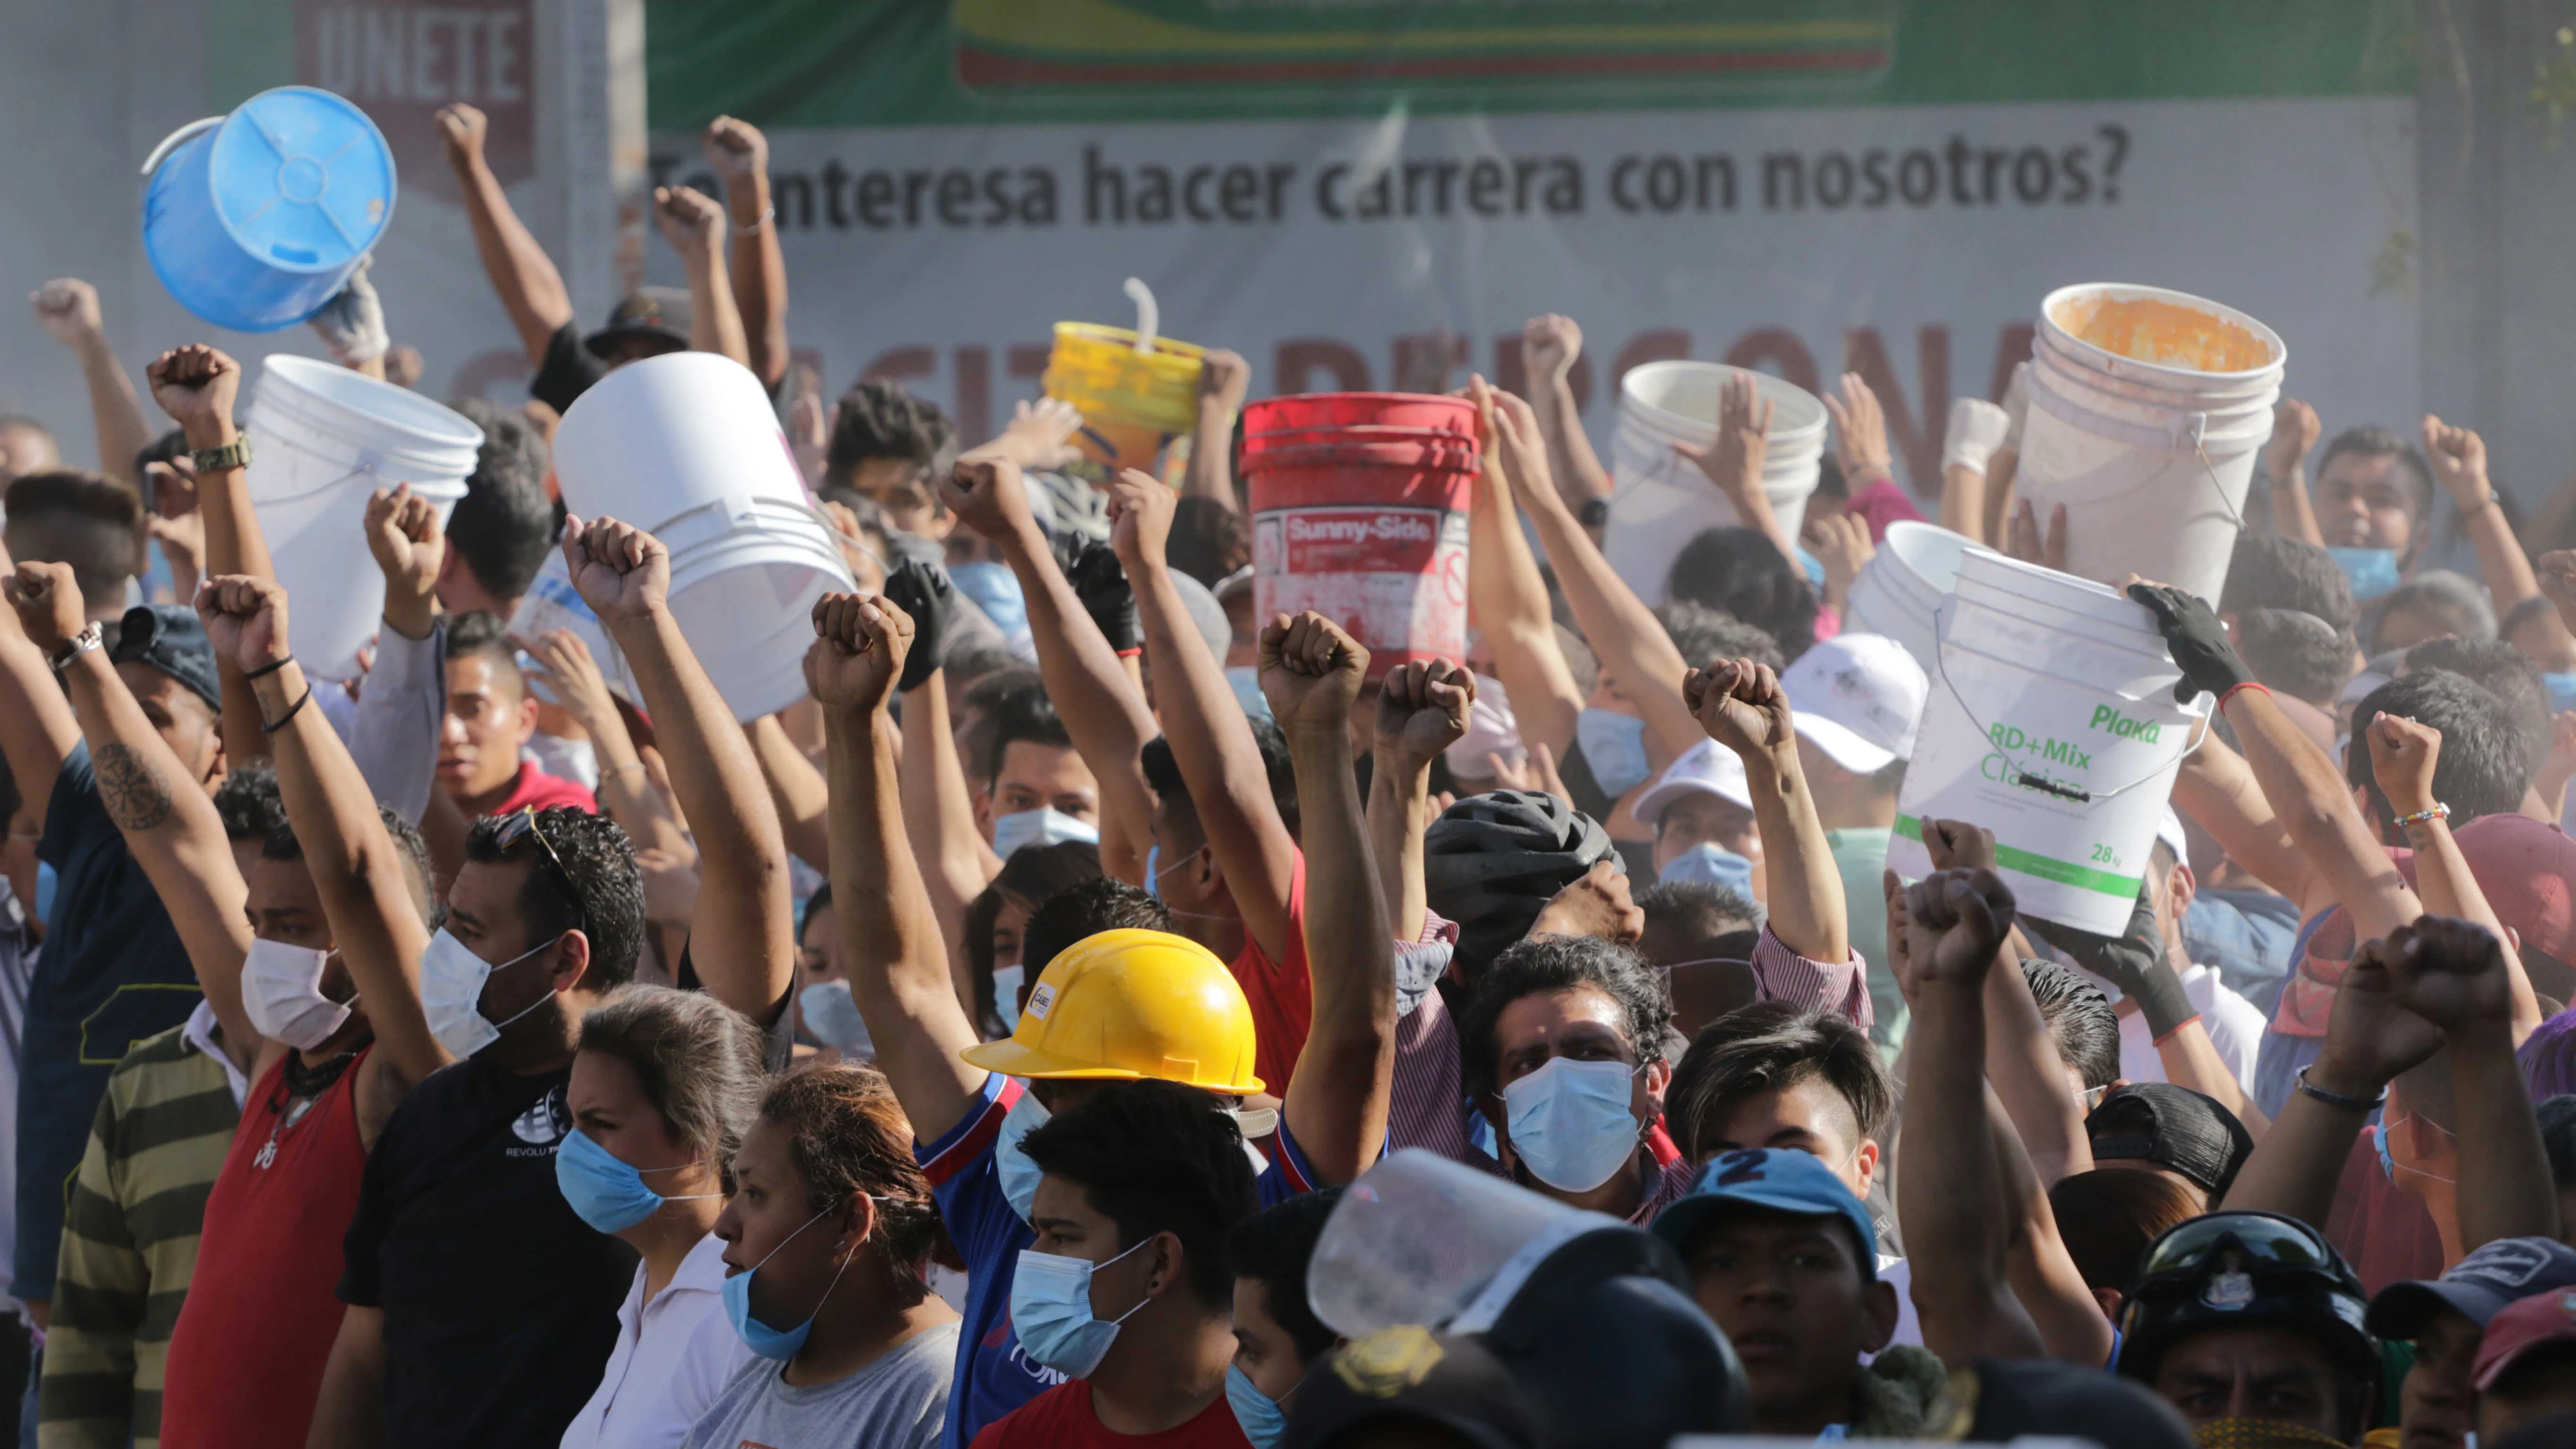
[1423,790,1620,976]
[2115,1212,2379,1412]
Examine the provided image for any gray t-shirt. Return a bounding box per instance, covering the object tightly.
[683,1319,958,1449]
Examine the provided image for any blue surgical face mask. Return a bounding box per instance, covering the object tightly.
[554,1127,716,1235]
[1226,1363,1297,1449]
[991,806,1099,861]
[1225,665,1274,724]
[995,1088,1051,1223]
[1144,842,1203,902]
[723,1204,860,1359]
[34,861,56,924]
[2545,671,2576,716]
[1660,842,1754,896]
[798,980,873,1054]
[2325,545,2402,602]
[948,561,1029,639]
[1577,707,1652,797]
[1008,1235,1155,1378]
[1500,1055,1644,1193]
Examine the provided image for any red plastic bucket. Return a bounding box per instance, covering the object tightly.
[1241,394,1479,682]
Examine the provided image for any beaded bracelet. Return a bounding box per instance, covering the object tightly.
[2393,802,2451,828]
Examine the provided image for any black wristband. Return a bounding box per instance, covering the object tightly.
[243,654,295,680]
[260,685,313,735]
[2294,1065,2387,1112]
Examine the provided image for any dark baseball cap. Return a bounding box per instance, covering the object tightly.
[1282,1326,1539,1449]
[111,605,221,712]
[2367,1236,2576,1339]
[581,287,692,360]
[2087,1082,2255,1198]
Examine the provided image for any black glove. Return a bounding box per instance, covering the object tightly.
[2022,891,2199,1041]
[1065,541,1140,654]
[2127,582,2255,705]
[880,558,954,693]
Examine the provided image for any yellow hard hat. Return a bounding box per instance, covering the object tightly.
[959,928,1264,1095]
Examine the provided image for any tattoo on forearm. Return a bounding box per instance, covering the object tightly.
[95,743,175,831]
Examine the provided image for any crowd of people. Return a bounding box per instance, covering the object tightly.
[0,102,2573,1449]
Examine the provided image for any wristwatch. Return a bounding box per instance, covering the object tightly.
[1577,497,1611,529]
[49,621,103,675]
[190,435,252,474]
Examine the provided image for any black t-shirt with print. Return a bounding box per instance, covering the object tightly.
[340,1053,637,1449]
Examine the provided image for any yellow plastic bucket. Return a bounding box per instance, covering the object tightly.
[1042,322,1207,473]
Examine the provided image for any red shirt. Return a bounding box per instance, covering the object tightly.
[160,1047,374,1448]
[1234,851,1311,1095]
[970,1381,1250,1449]
[2325,1124,2445,1295]
[486,760,598,817]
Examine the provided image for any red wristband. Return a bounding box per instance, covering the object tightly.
[2217,680,2269,708]
[1115,646,1143,660]
[2149,1013,2204,1047]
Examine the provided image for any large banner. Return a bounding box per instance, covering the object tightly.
[212,1,2420,498]
[631,0,2419,493]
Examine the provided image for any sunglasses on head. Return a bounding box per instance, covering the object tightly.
[494,807,587,928]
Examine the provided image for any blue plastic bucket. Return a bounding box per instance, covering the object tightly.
[140,87,396,333]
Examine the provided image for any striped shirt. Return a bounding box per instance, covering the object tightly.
[39,1011,244,1449]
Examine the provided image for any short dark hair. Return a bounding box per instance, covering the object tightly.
[1167,497,1249,590]
[1652,600,1785,675]
[1021,876,1166,980]
[4,470,143,602]
[1663,1003,1893,1162]
[1142,720,1299,847]
[214,760,288,844]
[2221,536,2359,635]
[1635,880,1760,947]
[2047,1168,2205,1295]
[1020,1079,1258,1309]
[1665,527,1818,661]
[757,1065,948,1301]
[443,433,555,604]
[2345,670,2534,834]
[956,669,1046,785]
[825,381,954,486]
[463,806,646,988]
[2022,960,2121,1092]
[2366,571,2496,653]
[986,686,1074,785]
[1459,936,1675,1099]
[263,806,435,921]
[2315,426,2435,522]
[444,610,523,696]
[1226,1187,1345,1367]
[2408,636,2551,770]
[2233,607,2359,706]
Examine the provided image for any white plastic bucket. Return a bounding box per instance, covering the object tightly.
[2016,283,2286,605]
[1883,550,2212,934]
[244,355,483,680]
[506,550,639,706]
[1605,361,1828,603]
[553,352,855,723]
[1844,521,1996,677]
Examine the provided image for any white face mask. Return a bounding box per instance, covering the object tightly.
[418,928,557,1058]
[991,806,1099,860]
[242,937,353,1051]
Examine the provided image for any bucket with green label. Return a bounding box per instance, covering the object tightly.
[1882,551,2210,934]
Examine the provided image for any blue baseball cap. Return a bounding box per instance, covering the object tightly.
[2367,1236,2576,1338]
[110,605,222,712]
[1649,1148,1877,1280]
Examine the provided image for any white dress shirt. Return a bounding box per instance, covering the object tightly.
[559,1231,751,1449]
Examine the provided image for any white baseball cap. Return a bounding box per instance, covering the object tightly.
[2156,804,2189,870]
[1632,738,1753,824]
[1780,633,1929,775]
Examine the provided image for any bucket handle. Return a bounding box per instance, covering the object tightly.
[1123,277,1159,354]
[1927,600,2214,806]
[2022,377,2249,533]
[140,116,223,178]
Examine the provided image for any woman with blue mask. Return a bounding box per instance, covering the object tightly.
[557,985,767,1449]
[689,1066,960,1449]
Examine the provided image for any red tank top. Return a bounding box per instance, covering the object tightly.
[160,1046,372,1449]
